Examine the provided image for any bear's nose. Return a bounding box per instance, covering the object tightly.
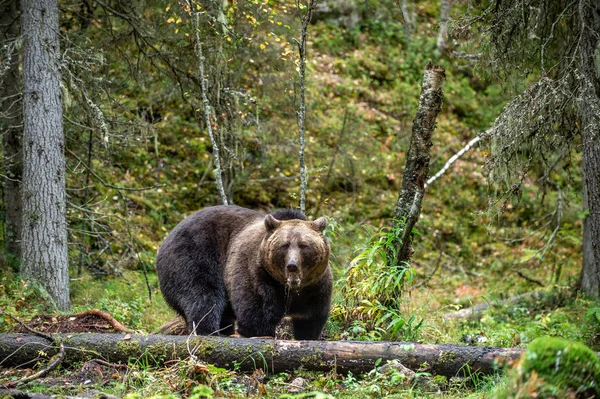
[286,261,299,273]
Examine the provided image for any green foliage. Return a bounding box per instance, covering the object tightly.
[0,275,54,329]
[0,0,592,397]
[332,223,423,341]
[447,296,600,350]
[491,337,600,399]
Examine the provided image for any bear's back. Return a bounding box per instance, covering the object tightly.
[157,205,262,265]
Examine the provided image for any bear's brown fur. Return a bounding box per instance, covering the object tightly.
[156,205,332,339]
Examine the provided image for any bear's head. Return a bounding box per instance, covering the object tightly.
[261,214,330,290]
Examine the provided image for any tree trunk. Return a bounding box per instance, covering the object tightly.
[582,185,599,295]
[390,63,445,266]
[436,0,450,54]
[20,0,70,310]
[189,4,228,205]
[578,0,600,299]
[0,0,23,262]
[0,333,524,377]
[400,0,412,41]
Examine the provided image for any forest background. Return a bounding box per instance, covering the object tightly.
[1,0,600,398]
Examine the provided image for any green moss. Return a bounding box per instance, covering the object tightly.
[522,337,599,391]
[493,337,600,398]
[117,339,142,359]
[438,350,457,366]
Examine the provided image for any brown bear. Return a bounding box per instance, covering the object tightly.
[156,205,332,340]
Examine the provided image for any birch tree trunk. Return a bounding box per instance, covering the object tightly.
[389,63,445,266]
[578,0,600,299]
[436,0,450,54]
[296,0,317,213]
[1,0,23,261]
[20,0,70,310]
[189,4,228,205]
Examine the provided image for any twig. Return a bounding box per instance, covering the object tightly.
[5,314,53,342]
[66,149,165,192]
[1,344,65,389]
[69,309,136,334]
[515,270,546,287]
[89,358,128,369]
[415,245,444,288]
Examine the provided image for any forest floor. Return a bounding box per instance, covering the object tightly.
[1,278,599,399]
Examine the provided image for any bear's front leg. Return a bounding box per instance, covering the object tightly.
[234,289,285,338]
[292,313,328,340]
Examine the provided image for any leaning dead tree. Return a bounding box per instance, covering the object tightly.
[0,333,524,377]
[389,63,445,267]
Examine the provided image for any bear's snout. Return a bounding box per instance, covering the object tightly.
[286,261,299,273]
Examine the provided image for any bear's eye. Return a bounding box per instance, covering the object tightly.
[281,243,290,250]
[298,243,308,249]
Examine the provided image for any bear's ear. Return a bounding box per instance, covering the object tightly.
[265,214,281,233]
[311,217,327,232]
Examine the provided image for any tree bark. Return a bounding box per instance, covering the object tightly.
[296,0,317,214]
[578,0,600,299]
[0,333,524,377]
[1,0,23,262]
[20,0,70,310]
[400,0,412,41]
[582,185,599,296]
[390,63,445,266]
[436,0,450,54]
[189,3,228,205]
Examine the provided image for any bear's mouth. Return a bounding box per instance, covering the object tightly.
[286,273,302,289]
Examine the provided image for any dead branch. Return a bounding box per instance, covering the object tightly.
[442,287,571,321]
[69,309,136,334]
[425,134,482,189]
[5,313,53,342]
[515,270,546,287]
[1,343,65,389]
[0,389,118,399]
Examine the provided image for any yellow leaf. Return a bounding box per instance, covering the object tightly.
[166,5,170,12]
[176,17,182,24]
[167,17,174,23]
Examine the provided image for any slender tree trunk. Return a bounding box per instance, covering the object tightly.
[296,1,317,213]
[436,0,450,54]
[20,0,70,310]
[578,0,600,299]
[581,185,598,295]
[389,63,445,266]
[400,0,412,41]
[190,5,228,205]
[1,0,23,262]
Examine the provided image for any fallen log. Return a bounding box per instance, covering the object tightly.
[0,333,523,377]
[441,288,571,321]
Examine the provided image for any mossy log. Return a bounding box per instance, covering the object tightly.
[0,333,523,377]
